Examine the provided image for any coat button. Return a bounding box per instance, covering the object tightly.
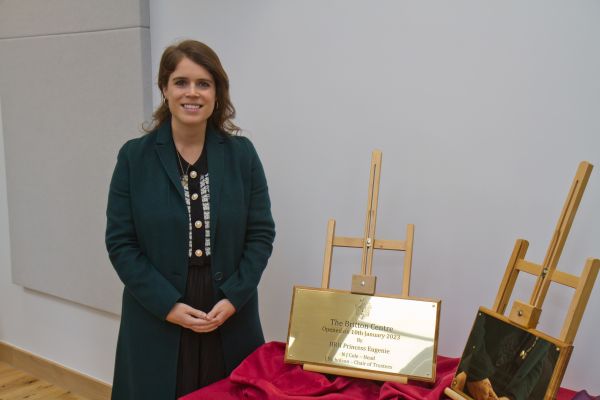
[194,220,203,228]
[194,249,203,257]
[189,171,198,179]
[214,271,223,281]
[191,193,199,200]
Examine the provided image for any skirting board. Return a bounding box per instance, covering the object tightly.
[0,341,111,400]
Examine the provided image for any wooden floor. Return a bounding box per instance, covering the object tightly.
[0,362,90,400]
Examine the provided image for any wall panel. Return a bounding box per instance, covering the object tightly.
[1,0,151,314]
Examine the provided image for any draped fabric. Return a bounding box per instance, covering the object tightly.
[181,342,592,400]
[573,392,600,400]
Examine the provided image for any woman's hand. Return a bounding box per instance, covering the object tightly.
[166,300,236,333]
[453,371,467,391]
[205,299,236,329]
[166,302,219,332]
[466,378,498,400]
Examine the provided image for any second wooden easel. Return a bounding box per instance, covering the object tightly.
[445,161,599,400]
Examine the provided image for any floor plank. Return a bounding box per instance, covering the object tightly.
[0,362,91,400]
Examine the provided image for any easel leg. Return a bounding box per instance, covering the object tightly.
[401,224,414,297]
[321,219,336,289]
[492,239,529,314]
[559,258,600,343]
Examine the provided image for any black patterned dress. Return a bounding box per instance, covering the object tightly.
[175,146,226,397]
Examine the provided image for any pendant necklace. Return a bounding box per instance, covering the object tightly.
[176,150,190,187]
[519,337,539,360]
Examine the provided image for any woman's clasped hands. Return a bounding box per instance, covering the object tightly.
[166,299,236,333]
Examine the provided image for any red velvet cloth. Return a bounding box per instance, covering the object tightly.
[181,342,585,400]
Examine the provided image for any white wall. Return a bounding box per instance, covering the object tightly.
[150,0,600,393]
[1,0,150,316]
[0,100,119,384]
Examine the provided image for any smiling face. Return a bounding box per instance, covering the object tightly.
[162,57,216,133]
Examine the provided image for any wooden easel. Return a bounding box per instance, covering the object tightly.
[319,150,415,296]
[446,161,600,400]
[302,150,417,383]
[494,162,598,336]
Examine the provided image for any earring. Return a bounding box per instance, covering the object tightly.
[215,100,219,110]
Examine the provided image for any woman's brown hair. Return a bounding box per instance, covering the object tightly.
[145,40,239,134]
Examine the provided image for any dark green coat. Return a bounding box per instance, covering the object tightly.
[105,121,275,399]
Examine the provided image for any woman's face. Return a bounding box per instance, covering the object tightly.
[162,57,216,132]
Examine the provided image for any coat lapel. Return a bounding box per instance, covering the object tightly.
[206,126,224,240]
[154,122,185,201]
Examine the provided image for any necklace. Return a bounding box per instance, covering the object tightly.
[519,337,539,360]
[176,151,190,185]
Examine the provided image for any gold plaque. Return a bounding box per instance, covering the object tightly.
[285,286,441,382]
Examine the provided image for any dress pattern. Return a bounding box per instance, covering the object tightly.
[181,172,211,257]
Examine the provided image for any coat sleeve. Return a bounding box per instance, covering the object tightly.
[218,138,276,311]
[105,141,182,320]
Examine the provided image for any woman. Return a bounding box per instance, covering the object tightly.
[106,40,275,399]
